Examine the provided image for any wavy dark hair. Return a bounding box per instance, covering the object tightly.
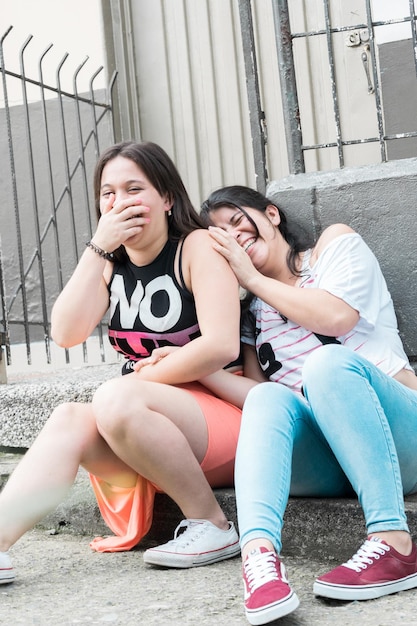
[201,185,313,337]
[93,140,206,262]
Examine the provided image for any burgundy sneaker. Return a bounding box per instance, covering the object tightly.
[243,547,299,625]
[314,536,417,601]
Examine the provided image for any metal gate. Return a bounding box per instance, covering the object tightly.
[0,25,117,377]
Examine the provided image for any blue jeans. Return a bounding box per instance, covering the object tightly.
[235,344,417,553]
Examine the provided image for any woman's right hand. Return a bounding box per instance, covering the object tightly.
[92,193,150,253]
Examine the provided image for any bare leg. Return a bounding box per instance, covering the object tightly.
[369,531,413,555]
[241,538,275,560]
[0,402,136,552]
[92,377,231,530]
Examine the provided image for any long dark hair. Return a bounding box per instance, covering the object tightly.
[93,141,206,262]
[201,185,312,275]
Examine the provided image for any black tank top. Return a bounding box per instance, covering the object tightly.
[107,239,200,374]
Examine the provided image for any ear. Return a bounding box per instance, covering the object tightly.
[163,194,173,213]
[265,204,281,226]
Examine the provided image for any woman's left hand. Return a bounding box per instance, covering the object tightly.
[133,346,180,373]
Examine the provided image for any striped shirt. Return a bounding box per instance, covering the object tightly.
[242,233,411,393]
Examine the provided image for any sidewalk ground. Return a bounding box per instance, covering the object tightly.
[2,528,417,626]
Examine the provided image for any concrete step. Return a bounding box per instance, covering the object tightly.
[2,364,417,563]
[2,451,417,562]
[0,364,121,448]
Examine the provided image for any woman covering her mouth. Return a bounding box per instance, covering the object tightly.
[0,144,244,585]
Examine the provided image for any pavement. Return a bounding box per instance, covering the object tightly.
[4,528,417,626]
[1,359,417,624]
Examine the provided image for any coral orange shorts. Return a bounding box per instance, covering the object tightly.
[178,380,242,486]
[89,381,242,552]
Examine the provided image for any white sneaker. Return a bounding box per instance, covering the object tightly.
[0,551,15,584]
[143,519,240,568]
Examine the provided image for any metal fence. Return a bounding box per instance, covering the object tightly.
[0,25,117,376]
[240,0,417,186]
[1,2,417,377]
[277,0,417,173]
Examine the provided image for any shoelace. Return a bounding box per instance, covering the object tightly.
[244,551,283,593]
[168,520,208,548]
[342,538,390,572]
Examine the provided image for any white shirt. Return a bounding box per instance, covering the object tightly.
[242,233,411,393]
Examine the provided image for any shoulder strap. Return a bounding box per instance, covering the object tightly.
[176,238,188,290]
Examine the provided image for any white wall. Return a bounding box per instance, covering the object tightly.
[2,0,106,105]
[372,0,415,43]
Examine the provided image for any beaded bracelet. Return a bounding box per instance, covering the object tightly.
[85,240,114,261]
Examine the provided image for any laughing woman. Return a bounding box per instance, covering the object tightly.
[200,185,417,625]
[0,143,243,584]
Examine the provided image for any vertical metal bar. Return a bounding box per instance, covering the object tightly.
[39,44,65,295]
[0,335,6,384]
[73,57,94,238]
[271,0,305,174]
[38,44,65,364]
[4,33,32,362]
[0,236,9,362]
[72,59,90,366]
[90,69,113,363]
[0,27,13,367]
[87,69,106,363]
[238,0,268,193]
[89,67,105,160]
[56,54,79,262]
[0,236,10,380]
[365,0,386,161]
[56,53,78,364]
[409,0,417,79]
[20,36,51,363]
[323,0,344,167]
[108,71,119,145]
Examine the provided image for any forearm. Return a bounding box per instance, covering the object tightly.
[135,336,240,386]
[51,248,110,346]
[247,274,358,337]
[198,369,259,409]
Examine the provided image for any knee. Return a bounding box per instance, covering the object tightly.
[303,344,345,385]
[302,345,364,400]
[92,378,145,438]
[41,402,97,453]
[92,379,123,435]
[245,381,294,405]
[244,382,280,411]
[47,402,86,431]
[242,381,299,428]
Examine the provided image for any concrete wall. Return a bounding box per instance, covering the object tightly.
[267,158,417,361]
[379,39,417,160]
